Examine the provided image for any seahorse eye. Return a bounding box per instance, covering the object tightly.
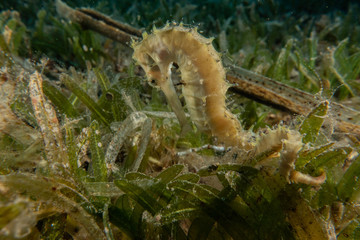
[150,78,157,85]
[172,62,179,69]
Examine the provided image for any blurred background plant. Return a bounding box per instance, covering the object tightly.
[0,0,360,239]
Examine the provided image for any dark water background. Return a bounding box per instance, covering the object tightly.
[1,0,359,28]
[1,0,359,73]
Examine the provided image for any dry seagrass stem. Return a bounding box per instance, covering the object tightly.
[226,66,314,115]
[55,0,140,44]
[132,24,245,146]
[78,8,142,38]
[29,71,67,163]
[226,63,360,138]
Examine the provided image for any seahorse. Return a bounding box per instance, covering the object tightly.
[132,23,246,147]
[132,24,326,186]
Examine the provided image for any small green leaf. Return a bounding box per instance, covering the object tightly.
[336,221,360,240]
[233,169,273,212]
[97,87,128,122]
[143,165,185,203]
[187,216,215,240]
[129,203,146,236]
[172,181,256,239]
[62,74,111,126]
[114,179,162,215]
[83,182,123,197]
[125,172,152,180]
[299,101,329,144]
[330,38,355,98]
[334,38,349,65]
[296,142,335,168]
[108,204,136,239]
[273,39,293,81]
[216,172,230,189]
[0,202,26,228]
[354,225,360,240]
[93,68,111,92]
[65,125,85,180]
[337,155,360,201]
[89,121,107,182]
[0,34,10,53]
[156,164,184,182]
[114,195,132,216]
[9,25,26,55]
[304,147,352,175]
[313,181,338,207]
[198,164,258,177]
[173,173,200,183]
[283,188,328,240]
[308,32,318,68]
[43,81,79,118]
[293,50,321,90]
[161,206,200,224]
[347,51,360,81]
[39,213,67,240]
[259,198,293,240]
[241,101,259,130]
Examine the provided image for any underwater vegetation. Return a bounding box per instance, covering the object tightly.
[1,0,360,239]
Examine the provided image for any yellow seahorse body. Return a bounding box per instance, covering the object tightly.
[132,24,326,186]
[132,24,244,146]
